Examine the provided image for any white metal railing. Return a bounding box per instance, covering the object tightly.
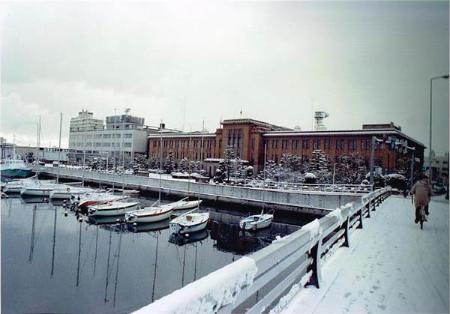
[133,187,391,314]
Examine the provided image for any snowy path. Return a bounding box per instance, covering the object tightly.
[282,195,449,314]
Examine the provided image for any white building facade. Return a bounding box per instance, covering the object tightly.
[68,110,150,161]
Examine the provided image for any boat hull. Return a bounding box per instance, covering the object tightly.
[127,210,172,223]
[170,220,208,234]
[88,203,139,217]
[172,200,203,211]
[125,206,173,224]
[1,168,33,178]
[3,185,22,193]
[239,216,273,231]
[20,187,53,197]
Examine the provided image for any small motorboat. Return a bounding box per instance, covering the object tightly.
[20,183,57,197]
[170,211,209,234]
[170,198,203,211]
[88,201,140,217]
[125,204,174,224]
[239,211,274,231]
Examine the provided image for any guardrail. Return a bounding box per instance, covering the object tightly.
[134,187,391,314]
[34,167,362,210]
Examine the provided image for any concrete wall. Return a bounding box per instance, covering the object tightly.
[37,167,363,212]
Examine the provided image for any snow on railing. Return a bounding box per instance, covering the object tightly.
[131,187,391,314]
[134,257,258,314]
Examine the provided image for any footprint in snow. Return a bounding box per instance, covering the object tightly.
[344,292,351,298]
[377,304,386,311]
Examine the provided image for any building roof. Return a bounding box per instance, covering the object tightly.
[148,132,216,139]
[221,118,291,131]
[263,128,426,148]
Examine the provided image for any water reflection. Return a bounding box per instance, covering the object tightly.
[2,194,304,314]
[51,205,57,276]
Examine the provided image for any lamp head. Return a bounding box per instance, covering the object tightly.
[443,75,449,79]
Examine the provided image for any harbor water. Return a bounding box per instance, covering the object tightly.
[1,191,306,313]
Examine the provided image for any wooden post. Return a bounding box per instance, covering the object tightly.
[366,201,371,218]
[307,237,322,288]
[358,207,364,229]
[343,216,350,247]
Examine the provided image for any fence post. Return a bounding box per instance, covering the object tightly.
[307,237,322,288]
[366,201,371,218]
[358,207,364,229]
[343,216,350,247]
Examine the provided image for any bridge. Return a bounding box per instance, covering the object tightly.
[134,190,448,314]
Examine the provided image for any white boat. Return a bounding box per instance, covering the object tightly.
[49,187,93,199]
[76,193,128,208]
[20,182,58,197]
[170,199,203,211]
[88,201,140,217]
[170,212,209,234]
[125,204,174,224]
[3,181,24,193]
[239,212,274,231]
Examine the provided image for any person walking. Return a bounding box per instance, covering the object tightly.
[410,173,432,223]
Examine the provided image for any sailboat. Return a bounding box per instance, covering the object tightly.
[167,133,203,211]
[125,123,174,224]
[239,143,274,231]
[169,208,209,234]
[239,210,274,231]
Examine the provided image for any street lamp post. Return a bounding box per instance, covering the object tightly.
[429,74,449,181]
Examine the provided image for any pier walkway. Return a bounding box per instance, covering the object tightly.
[281,195,449,314]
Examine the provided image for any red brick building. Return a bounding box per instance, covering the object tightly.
[148,119,425,175]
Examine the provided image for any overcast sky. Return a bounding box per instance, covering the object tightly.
[1,1,449,154]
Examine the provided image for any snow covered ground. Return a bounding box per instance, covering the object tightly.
[282,195,449,314]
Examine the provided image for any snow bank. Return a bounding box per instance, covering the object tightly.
[302,219,321,240]
[134,256,257,314]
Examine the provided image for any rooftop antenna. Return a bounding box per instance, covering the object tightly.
[240,109,243,118]
[314,111,329,131]
[125,108,130,114]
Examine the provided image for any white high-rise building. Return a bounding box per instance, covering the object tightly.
[68,109,152,162]
[69,110,104,132]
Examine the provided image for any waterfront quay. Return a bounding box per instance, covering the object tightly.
[35,166,363,217]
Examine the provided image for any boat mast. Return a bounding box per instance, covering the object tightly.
[76,220,82,287]
[50,204,58,277]
[57,112,63,184]
[262,143,267,211]
[104,229,113,303]
[158,122,163,203]
[200,120,204,172]
[113,230,123,307]
[28,204,37,263]
[151,234,159,302]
